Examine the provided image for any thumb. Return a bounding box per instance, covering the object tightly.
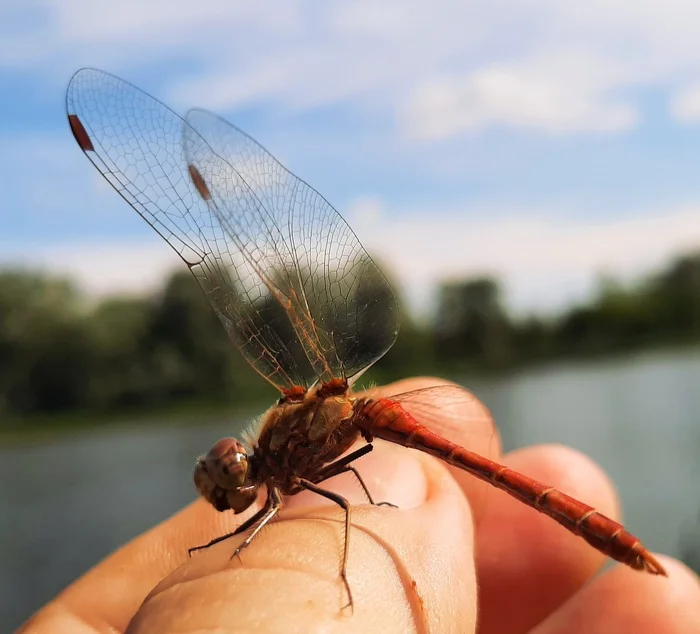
[126,441,477,634]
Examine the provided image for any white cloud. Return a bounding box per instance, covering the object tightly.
[345,196,385,226]
[402,54,638,139]
[669,85,700,123]
[346,200,700,318]
[8,0,700,138]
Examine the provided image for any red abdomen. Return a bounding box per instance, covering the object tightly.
[352,397,666,576]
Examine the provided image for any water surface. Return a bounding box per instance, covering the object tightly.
[3,349,699,630]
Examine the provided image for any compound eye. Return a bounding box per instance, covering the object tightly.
[204,438,249,490]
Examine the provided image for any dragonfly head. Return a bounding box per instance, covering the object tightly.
[194,437,259,514]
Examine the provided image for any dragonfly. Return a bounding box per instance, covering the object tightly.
[66,68,667,611]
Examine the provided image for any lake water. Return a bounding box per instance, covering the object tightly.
[3,349,700,630]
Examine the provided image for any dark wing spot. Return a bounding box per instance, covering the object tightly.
[68,114,94,152]
[188,164,211,201]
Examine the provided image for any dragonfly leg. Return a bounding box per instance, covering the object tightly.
[188,489,277,556]
[297,478,355,613]
[314,443,374,478]
[318,465,397,508]
[230,487,283,561]
[312,444,398,508]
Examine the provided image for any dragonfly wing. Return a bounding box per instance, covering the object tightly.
[66,68,310,390]
[388,384,499,457]
[183,108,400,385]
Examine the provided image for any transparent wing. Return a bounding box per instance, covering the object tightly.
[182,107,399,385]
[66,68,399,391]
[389,384,498,456]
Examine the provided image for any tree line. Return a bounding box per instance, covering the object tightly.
[2,250,700,425]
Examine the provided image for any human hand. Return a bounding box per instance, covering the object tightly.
[22,377,700,633]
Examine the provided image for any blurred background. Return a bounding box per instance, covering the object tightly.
[3,1,700,630]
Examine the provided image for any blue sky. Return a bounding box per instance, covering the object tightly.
[4,0,700,318]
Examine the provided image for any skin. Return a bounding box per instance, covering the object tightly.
[21,377,700,633]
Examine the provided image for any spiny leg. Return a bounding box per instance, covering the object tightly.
[314,444,374,478]
[316,464,390,507]
[297,478,355,613]
[230,487,283,561]
[188,493,273,556]
[312,444,397,508]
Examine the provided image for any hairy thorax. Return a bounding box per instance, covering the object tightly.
[253,389,360,493]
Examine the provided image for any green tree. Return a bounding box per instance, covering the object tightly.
[0,271,94,415]
[434,278,512,368]
[144,271,240,401]
[88,296,153,408]
[648,252,700,340]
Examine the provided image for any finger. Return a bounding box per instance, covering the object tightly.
[20,495,246,633]
[475,444,625,634]
[532,557,700,634]
[127,442,477,633]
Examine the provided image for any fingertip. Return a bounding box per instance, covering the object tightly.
[478,444,622,581]
[534,556,700,634]
[646,556,700,607]
[607,557,700,630]
[475,444,626,633]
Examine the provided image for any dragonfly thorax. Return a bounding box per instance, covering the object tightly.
[252,387,360,492]
[193,387,362,514]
